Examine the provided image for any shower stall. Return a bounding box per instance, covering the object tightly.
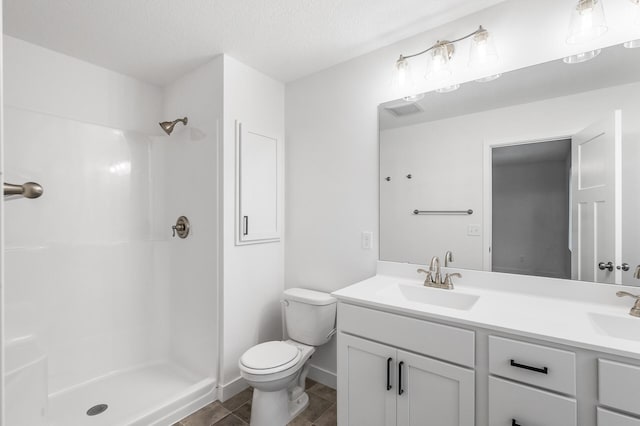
[2,36,220,425]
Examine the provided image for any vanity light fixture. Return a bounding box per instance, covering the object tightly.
[567,0,608,44]
[393,25,500,91]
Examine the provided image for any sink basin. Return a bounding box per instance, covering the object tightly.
[377,283,479,311]
[588,312,640,342]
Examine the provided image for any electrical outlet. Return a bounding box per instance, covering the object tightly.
[467,224,481,236]
[362,231,373,249]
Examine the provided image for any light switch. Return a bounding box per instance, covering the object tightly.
[362,231,373,249]
[467,224,481,236]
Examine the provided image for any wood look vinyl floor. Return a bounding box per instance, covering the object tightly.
[174,379,337,426]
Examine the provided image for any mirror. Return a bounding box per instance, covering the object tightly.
[379,45,640,286]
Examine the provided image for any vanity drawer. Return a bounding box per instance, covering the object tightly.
[489,376,577,426]
[489,335,576,396]
[598,408,640,426]
[599,359,640,416]
[338,303,475,367]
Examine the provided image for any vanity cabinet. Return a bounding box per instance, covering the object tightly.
[337,304,475,426]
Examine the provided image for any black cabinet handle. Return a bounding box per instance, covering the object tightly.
[510,359,548,374]
[512,420,521,426]
[386,358,392,391]
[243,216,248,235]
[398,361,405,395]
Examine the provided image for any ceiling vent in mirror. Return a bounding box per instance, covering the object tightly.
[385,103,424,117]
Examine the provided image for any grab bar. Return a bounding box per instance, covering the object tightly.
[413,209,473,215]
[4,182,44,199]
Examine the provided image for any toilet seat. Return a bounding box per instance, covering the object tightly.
[240,341,302,376]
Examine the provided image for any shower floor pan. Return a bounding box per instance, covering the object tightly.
[47,362,215,426]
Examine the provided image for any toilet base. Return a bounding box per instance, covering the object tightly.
[249,389,309,426]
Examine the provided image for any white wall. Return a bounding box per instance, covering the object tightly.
[162,57,223,379]
[220,56,286,390]
[285,0,640,376]
[3,36,166,392]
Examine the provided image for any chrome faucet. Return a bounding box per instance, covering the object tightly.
[430,256,441,286]
[445,251,454,267]
[617,291,640,318]
[416,256,461,290]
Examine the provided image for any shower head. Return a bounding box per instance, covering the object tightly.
[159,117,188,135]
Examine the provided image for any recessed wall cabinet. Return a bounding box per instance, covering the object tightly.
[235,121,280,244]
[336,302,640,426]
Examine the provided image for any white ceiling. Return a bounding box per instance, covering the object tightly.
[3,0,507,86]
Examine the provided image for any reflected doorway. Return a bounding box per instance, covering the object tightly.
[491,139,572,278]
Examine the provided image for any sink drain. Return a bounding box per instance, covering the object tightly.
[86,404,108,416]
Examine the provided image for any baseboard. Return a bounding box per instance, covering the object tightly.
[307,364,337,389]
[218,376,250,402]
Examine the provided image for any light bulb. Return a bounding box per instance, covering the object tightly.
[567,0,608,44]
[392,56,413,90]
[425,43,453,81]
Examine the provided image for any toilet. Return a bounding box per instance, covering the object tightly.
[239,288,337,426]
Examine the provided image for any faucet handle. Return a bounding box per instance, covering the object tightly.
[443,273,462,289]
[417,268,433,285]
[617,291,640,318]
[617,291,640,300]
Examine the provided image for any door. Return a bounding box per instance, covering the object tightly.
[337,333,397,426]
[571,110,622,283]
[396,350,475,426]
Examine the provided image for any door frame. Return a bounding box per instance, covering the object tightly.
[482,132,573,272]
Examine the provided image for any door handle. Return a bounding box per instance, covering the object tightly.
[598,261,614,271]
[617,263,630,271]
[398,361,404,395]
[386,358,392,391]
[243,216,249,236]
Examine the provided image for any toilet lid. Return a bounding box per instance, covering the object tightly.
[240,341,301,372]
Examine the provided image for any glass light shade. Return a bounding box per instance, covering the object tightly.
[435,84,461,93]
[567,0,608,44]
[392,56,414,90]
[468,29,499,69]
[624,39,640,48]
[402,93,425,102]
[562,49,601,63]
[475,74,502,83]
[425,44,453,81]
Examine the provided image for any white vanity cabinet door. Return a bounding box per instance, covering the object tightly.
[489,377,577,426]
[397,350,474,426]
[599,359,640,417]
[337,333,396,426]
[598,408,640,426]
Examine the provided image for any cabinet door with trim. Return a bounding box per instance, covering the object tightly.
[396,350,475,426]
[236,121,279,243]
[337,333,397,426]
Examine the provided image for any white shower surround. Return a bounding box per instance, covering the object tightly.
[3,36,219,424]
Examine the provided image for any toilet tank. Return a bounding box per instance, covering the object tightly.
[283,288,336,346]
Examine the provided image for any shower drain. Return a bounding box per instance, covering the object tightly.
[86,404,108,416]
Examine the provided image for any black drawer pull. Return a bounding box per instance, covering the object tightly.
[510,359,548,374]
[512,420,521,426]
[386,358,392,391]
[398,361,405,395]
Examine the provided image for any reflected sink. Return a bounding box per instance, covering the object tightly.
[377,283,479,311]
[588,312,640,342]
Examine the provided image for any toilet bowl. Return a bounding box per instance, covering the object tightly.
[239,288,336,426]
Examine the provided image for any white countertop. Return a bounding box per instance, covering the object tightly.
[332,261,640,360]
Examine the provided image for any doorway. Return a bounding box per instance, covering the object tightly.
[491,139,572,278]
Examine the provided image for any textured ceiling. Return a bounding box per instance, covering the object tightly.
[3,0,507,86]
